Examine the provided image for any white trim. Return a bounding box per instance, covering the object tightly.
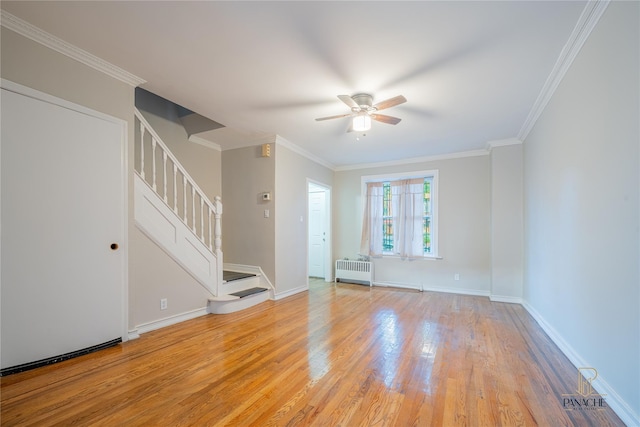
[421,285,490,297]
[127,330,140,341]
[275,135,336,170]
[188,135,222,152]
[1,78,131,345]
[119,106,130,343]
[274,285,308,300]
[373,281,421,291]
[522,300,640,427]
[485,138,523,151]
[336,149,489,172]
[1,11,145,87]
[517,0,610,141]
[134,307,209,336]
[489,295,522,304]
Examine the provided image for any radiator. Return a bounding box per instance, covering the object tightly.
[335,260,373,286]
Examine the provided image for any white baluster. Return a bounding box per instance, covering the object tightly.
[200,198,204,242]
[139,124,145,179]
[173,164,178,214]
[183,176,187,223]
[208,208,213,251]
[162,151,168,203]
[151,137,157,191]
[191,186,196,232]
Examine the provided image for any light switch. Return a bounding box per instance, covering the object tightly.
[264,209,270,218]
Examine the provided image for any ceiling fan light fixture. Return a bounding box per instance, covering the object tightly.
[352,113,371,132]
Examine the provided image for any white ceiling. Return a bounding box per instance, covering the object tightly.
[2,1,586,168]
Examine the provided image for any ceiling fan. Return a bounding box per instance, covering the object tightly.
[315,94,407,132]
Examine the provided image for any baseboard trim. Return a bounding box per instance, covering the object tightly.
[373,281,420,291]
[422,284,490,297]
[489,295,523,304]
[134,307,209,336]
[522,300,640,427]
[274,285,308,300]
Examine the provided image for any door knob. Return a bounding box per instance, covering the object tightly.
[110,243,119,250]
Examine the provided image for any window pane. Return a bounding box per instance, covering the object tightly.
[423,216,431,253]
[383,182,391,216]
[383,217,393,252]
[424,179,431,215]
[383,182,392,252]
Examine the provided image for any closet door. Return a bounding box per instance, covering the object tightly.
[1,85,125,370]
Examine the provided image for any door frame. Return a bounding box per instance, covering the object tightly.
[1,78,129,342]
[306,179,332,283]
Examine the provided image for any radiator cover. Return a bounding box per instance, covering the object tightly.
[335,260,373,286]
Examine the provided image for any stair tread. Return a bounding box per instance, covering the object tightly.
[209,287,269,302]
[223,271,257,282]
[229,287,268,298]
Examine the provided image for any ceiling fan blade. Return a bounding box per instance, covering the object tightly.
[373,95,407,111]
[315,113,352,121]
[371,114,402,125]
[338,94,359,110]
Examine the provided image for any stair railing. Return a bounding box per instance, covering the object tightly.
[134,108,223,293]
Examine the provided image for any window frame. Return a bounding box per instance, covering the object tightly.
[361,170,439,258]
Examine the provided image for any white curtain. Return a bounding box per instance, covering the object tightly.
[391,178,424,258]
[360,182,384,256]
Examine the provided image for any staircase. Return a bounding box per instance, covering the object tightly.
[209,269,271,314]
[134,108,274,314]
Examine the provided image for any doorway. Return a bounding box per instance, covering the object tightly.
[307,181,331,282]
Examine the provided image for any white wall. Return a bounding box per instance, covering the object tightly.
[275,142,333,296]
[334,154,491,294]
[523,1,639,423]
[490,144,524,301]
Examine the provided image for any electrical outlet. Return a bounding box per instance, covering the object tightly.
[454,273,460,281]
[160,298,168,310]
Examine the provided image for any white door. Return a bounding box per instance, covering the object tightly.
[1,86,125,370]
[308,191,326,278]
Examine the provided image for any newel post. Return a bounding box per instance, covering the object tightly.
[214,196,223,296]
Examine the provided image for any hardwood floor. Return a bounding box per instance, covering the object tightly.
[1,280,624,426]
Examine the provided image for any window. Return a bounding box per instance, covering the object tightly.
[360,171,437,258]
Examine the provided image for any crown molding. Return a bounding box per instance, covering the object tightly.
[275,135,336,171]
[188,135,222,152]
[485,138,522,151]
[1,10,145,87]
[334,149,489,172]
[517,0,610,141]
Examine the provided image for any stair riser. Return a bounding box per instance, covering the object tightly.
[220,277,261,294]
[208,291,269,315]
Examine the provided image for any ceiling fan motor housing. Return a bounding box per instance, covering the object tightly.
[352,94,374,111]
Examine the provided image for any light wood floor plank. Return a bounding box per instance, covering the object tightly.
[1,280,624,426]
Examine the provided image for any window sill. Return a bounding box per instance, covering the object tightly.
[377,254,442,260]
